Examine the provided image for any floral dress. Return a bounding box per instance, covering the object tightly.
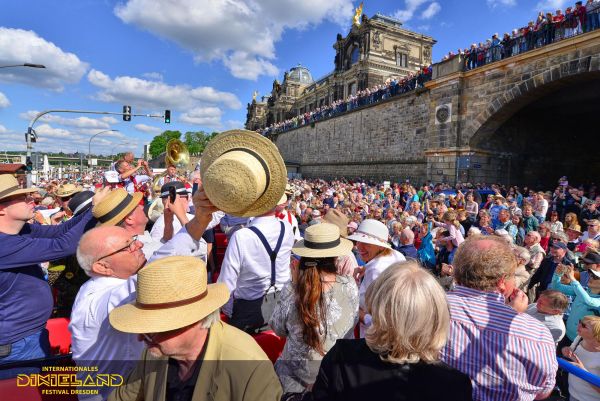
[269,276,359,394]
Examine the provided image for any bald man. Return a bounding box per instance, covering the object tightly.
[69,226,146,398]
[395,227,418,259]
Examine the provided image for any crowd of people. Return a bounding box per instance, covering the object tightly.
[1,130,600,401]
[445,0,600,70]
[257,1,600,139]
[259,66,433,137]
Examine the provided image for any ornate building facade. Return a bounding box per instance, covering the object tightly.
[245,13,436,130]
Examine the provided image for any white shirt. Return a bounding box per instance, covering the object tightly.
[69,276,142,399]
[150,211,223,243]
[138,230,162,260]
[525,304,565,344]
[569,338,600,401]
[148,212,223,262]
[218,216,295,315]
[123,174,150,194]
[359,249,406,337]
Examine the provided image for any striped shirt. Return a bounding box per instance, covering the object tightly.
[441,285,557,401]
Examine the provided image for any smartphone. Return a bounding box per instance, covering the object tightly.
[169,187,176,203]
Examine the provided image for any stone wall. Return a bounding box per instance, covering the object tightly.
[272,30,600,185]
[273,91,430,182]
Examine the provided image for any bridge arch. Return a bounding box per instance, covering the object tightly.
[465,57,600,187]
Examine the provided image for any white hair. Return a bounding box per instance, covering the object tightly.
[199,309,221,329]
[467,227,482,236]
[76,230,96,277]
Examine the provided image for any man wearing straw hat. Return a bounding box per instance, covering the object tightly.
[0,175,109,377]
[199,130,293,333]
[70,186,222,397]
[107,256,282,401]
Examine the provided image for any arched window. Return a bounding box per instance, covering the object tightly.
[351,47,360,65]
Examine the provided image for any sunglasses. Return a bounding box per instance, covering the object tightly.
[97,235,140,261]
[141,323,193,343]
[579,320,587,329]
[2,194,35,204]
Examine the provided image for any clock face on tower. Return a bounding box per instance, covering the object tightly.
[436,105,450,123]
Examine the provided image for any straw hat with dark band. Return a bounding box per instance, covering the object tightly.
[292,223,353,258]
[109,256,230,334]
[0,175,37,202]
[201,129,287,217]
[56,183,83,198]
[92,188,142,226]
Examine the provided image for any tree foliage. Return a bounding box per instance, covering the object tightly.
[183,131,220,155]
[149,130,181,158]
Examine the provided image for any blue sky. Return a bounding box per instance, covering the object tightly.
[0,0,571,156]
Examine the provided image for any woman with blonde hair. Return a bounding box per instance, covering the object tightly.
[565,212,582,232]
[309,261,472,401]
[561,316,600,401]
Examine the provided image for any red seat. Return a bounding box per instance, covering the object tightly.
[252,331,286,363]
[46,318,71,355]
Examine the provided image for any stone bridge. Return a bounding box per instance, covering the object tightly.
[272,30,600,187]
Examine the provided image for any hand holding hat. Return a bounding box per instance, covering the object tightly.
[192,184,219,223]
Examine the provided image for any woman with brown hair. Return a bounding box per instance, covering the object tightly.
[270,223,359,399]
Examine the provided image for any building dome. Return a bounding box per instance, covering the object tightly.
[287,65,313,84]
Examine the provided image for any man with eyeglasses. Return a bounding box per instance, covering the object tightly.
[0,175,109,378]
[70,186,220,397]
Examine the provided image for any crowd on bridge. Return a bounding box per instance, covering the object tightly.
[257,0,600,138]
[259,65,433,137]
[447,0,600,70]
[2,130,600,401]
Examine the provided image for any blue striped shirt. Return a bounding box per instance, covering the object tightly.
[441,285,557,401]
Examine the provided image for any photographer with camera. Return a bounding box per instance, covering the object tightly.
[550,256,600,350]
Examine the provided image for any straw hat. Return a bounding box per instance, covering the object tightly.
[92,188,142,226]
[147,198,164,223]
[322,209,350,238]
[347,219,391,249]
[56,183,83,198]
[0,175,37,202]
[200,129,287,217]
[109,256,230,333]
[292,223,353,258]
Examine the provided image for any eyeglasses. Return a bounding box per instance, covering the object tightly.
[97,235,140,261]
[579,320,587,329]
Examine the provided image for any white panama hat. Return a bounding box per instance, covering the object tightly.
[347,219,391,249]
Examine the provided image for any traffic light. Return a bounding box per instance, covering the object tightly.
[164,110,171,124]
[25,157,32,172]
[123,105,131,121]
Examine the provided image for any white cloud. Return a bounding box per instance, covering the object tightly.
[142,72,163,81]
[135,123,161,134]
[487,0,517,8]
[114,0,354,80]
[421,2,441,19]
[179,107,223,127]
[0,124,7,133]
[88,69,241,110]
[19,111,115,130]
[225,120,244,130]
[393,0,430,22]
[0,92,9,108]
[0,123,143,156]
[0,28,88,90]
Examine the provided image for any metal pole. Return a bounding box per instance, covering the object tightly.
[88,129,119,171]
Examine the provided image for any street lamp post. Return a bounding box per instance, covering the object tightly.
[88,129,119,170]
[0,63,46,69]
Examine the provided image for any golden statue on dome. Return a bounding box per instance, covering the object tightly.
[353,2,364,26]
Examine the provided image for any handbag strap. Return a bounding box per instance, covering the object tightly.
[248,221,285,288]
